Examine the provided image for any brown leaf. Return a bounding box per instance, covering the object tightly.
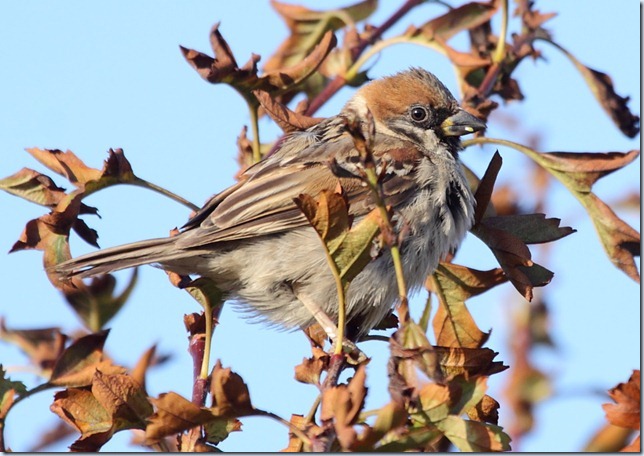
[434,346,508,380]
[63,269,138,332]
[281,414,323,452]
[181,23,336,98]
[49,330,126,387]
[545,40,640,138]
[481,214,575,244]
[473,151,503,224]
[320,364,367,450]
[254,89,324,133]
[583,423,638,452]
[145,392,218,444]
[91,370,153,429]
[391,321,442,386]
[419,1,498,41]
[0,168,67,207]
[536,150,640,193]
[472,221,554,300]
[467,394,500,425]
[1,366,27,419]
[131,344,158,392]
[209,360,254,417]
[294,346,330,385]
[354,400,406,450]
[26,148,102,187]
[582,193,640,282]
[50,387,112,451]
[0,319,66,372]
[428,263,506,348]
[435,415,511,451]
[603,370,640,431]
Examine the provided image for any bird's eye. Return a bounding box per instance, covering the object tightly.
[410,106,429,123]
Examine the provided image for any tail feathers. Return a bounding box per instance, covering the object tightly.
[55,236,181,278]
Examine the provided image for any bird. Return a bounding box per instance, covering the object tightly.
[55,68,486,341]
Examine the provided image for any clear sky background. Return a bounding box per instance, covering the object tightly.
[0,1,640,452]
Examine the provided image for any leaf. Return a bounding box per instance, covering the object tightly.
[26,148,102,187]
[254,89,324,133]
[545,40,640,138]
[0,319,66,372]
[295,190,381,284]
[320,364,367,450]
[354,400,406,450]
[62,269,138,332]
[49,330,125,387]
[419,1,498,41]
[472,221,554,300]
[535,150,640,193]
[391,321,441,386]
[583,423,638,452]
[203,417,242,445]
[434,346,508,380]
[603,370,640,431]
[428,263,506,348]
[180,23,336,98]
[145,391,218,444]
[91,371,153,430]
[467,394,500,425]
[0,168,67,207]
[0,365,27,420]
[294,346,330,385]
[50,388,112,451]
[580,193,640,282]
[209,360,254,417]
[473,151,503,224]
[481,214,575,244]
[435,415,511,451]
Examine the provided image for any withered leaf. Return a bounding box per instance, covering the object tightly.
[428,263,505,348]
[50,387,112,451]
[181,23,336,98]
[435,415,511,451]
[203,417,242,445]
[481,214,575,244]
[353,400,406,450]
[254,89,324,133]
[0,319,66,372]
[26,148,102,187]
[320,364,367,450]
[603,370,640,431]
[434,346,508,380]
[1,366,27,420]
[63,269,138,332]
[91,370,153,430]
[391,321,441,385]
[419,1,498,41]
[544,40,640,138]
[294,346,330,385]
[0,168,67,207]
[468,394,500,425]
[583,423,638,452]
[49,330,125,387]
[209,360,254,417]
[295,190,380,284]
[535,150,640,193]
[145,391,218,444]
[472,221,553,300]
[473,151,503,224]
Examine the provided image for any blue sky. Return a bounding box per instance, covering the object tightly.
[0,1,640,452]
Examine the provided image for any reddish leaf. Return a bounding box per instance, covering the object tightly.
[294,346,330,385]
[145,392,217,444]
[254,89,324,133]
[209,360,254,417]
[428,263,506,348]
[0,319,66,372]
[603,370,640,431]
[0,168,67,207]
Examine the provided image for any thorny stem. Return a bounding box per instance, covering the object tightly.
[305,0,424,116]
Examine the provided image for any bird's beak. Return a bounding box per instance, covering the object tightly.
[441,109,486,137]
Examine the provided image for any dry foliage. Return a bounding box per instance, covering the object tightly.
[0,0,639,452]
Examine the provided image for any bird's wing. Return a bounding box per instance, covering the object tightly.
[177,130,422,249]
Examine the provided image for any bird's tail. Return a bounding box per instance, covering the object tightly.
[54,236,181,279]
